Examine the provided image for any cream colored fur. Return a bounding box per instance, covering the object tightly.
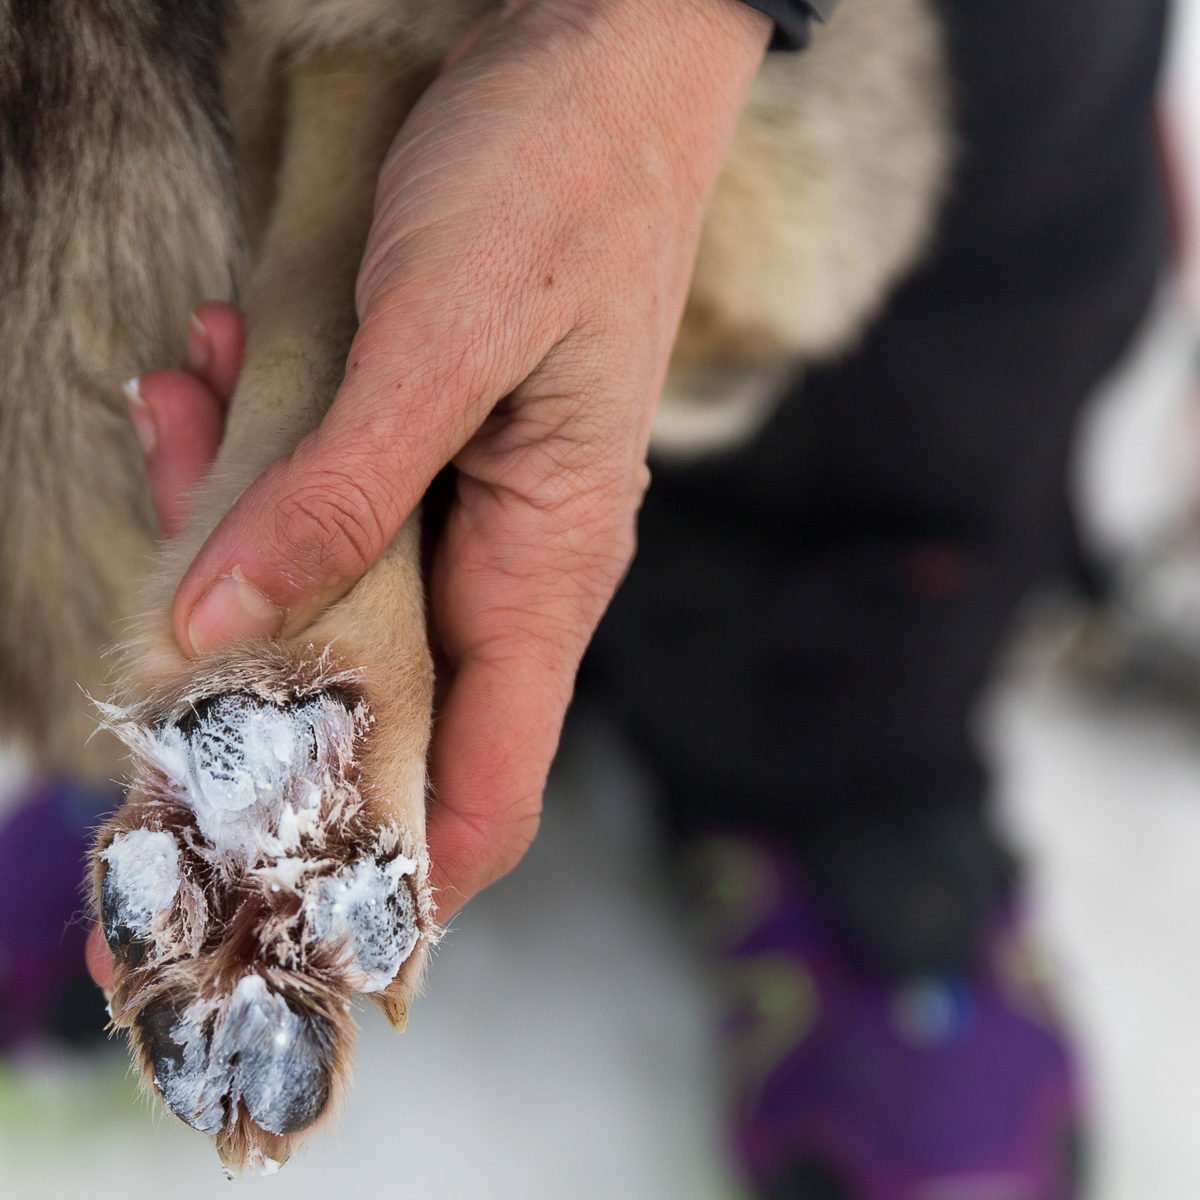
[658,0,948,452]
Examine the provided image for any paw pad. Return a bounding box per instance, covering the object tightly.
[150,690,357,856]
[307,856,420,992]
[100,828,181,949]
[95,683,432,1168]
[139,975,331,1137]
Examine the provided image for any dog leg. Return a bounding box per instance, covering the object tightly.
[94,48,437,1173]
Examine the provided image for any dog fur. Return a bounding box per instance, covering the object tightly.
[0,0,947,1172]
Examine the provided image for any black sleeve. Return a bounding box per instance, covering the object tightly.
[739,0,836,51]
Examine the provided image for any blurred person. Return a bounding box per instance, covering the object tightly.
[0,776,120,1051]
[588,3,1169,1197]
[14,0,1167,1195]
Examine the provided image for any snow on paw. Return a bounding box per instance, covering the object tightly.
[100,827,182,957]
[91,656,434,1174]
[136,976,333,1137]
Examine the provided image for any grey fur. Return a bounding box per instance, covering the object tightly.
[0,0,237,770]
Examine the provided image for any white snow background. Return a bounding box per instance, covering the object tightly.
[6,6,1200,1197]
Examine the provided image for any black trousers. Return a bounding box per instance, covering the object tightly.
[587,0,1172,975]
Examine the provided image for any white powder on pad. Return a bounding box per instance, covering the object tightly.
[138,693,357,858]
[150,975,329,1138]
[101,828,181,934]
[306,855,419,992]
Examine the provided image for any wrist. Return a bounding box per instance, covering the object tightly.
[510,0,769,191]
[590,0,772,65]
[523,0,771,84]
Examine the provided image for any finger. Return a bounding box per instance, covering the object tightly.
[85,924,117,994]
[424,655,551,916]
[128,371,227,538]
[186,302,246,404]
[171,292,555,657]
[423,461,642,916]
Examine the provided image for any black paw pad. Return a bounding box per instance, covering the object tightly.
[307,857,420,992]
[151,691,359,855]
[139,976,332,1137]
[100,829,181,957]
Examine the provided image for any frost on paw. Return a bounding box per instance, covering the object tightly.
[137,690,359,860]
[93,670,434,1172]
[139,975,332,1137]
[306,856,420,993]
[100,828,181,951]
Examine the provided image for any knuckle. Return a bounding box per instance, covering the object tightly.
[441,804,542,900]
[569,487,643,587]
[488,804,543,883]
[575,530,636,601]
[273,469,390,582]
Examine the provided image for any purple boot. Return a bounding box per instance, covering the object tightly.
[0,776,119,1050]
[691,837,1084,1200]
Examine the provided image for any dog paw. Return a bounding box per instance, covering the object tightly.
[93,657,433,1174]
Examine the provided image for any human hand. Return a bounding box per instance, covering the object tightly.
[141,1,772,924]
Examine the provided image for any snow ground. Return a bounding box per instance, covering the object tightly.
[7,8,1200,1200]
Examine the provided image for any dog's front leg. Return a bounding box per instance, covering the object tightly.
[94,48,438,1175]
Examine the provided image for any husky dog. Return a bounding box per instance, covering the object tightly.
[0,0,947,1173]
